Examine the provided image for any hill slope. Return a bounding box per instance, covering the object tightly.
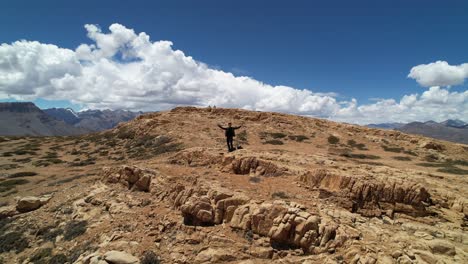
[0,106,467,263]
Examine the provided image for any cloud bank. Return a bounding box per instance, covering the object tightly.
[0,23,467,124]
[408,60,468,87]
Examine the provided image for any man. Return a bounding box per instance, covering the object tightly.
[218,122,242,152]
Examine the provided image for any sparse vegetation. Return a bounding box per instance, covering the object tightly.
[0,164,20,170]
[271,191,290,199]
[8,171,38,178]
[237,130,248,142]
[0,179,29,193]
[288,135,309,142]
[140,251,161,264]
[12,157,32,163]
[340,153,380,160]
[437,167,468,175]
[0,232,29,253]
[36,226,64,242]
[33,158,64,167]
[382,145,404,153]
[49,254,68,264]
[63,220,88,241]
[29,247,53,264]
[269,132,287,139]
[48,174,87,186]
[416,160,468,175]
[264,139,284,145]
[68,157,96,166]
[403,149,418,156]
[327,135,340,144]
[249,176,261,183]
[355,160,385,166]
[116,127,136,139]
[347,139,367,150]
[393,156,412,161]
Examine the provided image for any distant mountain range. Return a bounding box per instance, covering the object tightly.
[44,108,142,132]
[0,102,142,136]
[368,119,468,144]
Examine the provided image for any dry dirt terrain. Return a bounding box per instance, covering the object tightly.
[0,106,467,264]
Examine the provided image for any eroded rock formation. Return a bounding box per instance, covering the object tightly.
[300,169,432,217]
[101,165,156,192]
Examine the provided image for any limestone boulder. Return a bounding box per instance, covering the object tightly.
[103,250,139,264]
[16,195,52,213]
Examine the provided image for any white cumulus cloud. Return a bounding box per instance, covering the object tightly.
[408,60,468,87]
[0,23,467,124]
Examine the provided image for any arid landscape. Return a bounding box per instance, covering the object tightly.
[0,106,467,264]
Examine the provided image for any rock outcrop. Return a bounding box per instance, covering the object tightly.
[160,178,340,253]
[168,183,249,226]
[101,165,156,192]
[231,201,338,253]
[300,169,432,217]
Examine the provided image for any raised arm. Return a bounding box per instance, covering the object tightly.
[217,124,226,130]
[233,125,242,129]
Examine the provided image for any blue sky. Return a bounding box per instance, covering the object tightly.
[0,0,467,123]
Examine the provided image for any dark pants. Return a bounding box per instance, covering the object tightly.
[226,136,234,151]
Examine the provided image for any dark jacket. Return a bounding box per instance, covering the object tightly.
[218,125,241,138]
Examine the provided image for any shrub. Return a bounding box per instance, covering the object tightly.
[117,128,136,139]
[48,174,87,186]
[36,226,63,241]
[49,254,68,264]
[0,232,29,253]
[8,171,38,178]
[416,162,446,168]
[355,160,385,166]
[424,154,439,162]
[437,167,468,175]
[264,140,284,145]
[393,156,412,161]
[249,176,261,183]
[327,135,340,144]
[403,149,418,156]
[68,157,96,167]
[382,145,404,153]
[140,251,161,264]
[451,159,468,166]
[41,152,58,159]
[355,143,367,150]
[12,157,31,163]
[33,159,64,167]
[269,132,287,139]
[340,153,380,160]
[347,139,367,150]
[237,130,248,142]
[63,220,87,241]
[29,247,53,263]
[0,164,20,170]
[0,179,29,193]
[271,191,290,199]
[289,135,309,142]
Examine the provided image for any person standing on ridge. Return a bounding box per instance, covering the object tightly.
[218,122,242,152]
